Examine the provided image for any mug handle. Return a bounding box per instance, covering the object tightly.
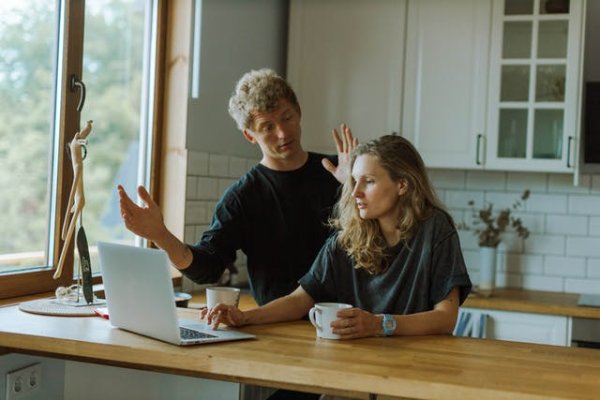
[308,307,321,330]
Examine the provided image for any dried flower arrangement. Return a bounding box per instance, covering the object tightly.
[458,190,531,248]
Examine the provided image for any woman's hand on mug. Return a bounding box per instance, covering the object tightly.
[204,303,245,329]
[330,307,381,339]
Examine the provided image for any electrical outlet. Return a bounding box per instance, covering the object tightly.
[5,363,41,400]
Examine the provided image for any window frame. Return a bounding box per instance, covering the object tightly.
[0,0,168,300]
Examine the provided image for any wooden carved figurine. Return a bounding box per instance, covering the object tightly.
[54,120,93,279]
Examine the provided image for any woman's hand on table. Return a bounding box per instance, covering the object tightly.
[330,307,381,339]
[202,304,246,329]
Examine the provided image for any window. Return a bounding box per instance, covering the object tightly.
[0,0,164,299]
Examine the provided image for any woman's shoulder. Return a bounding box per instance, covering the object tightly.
[418,208,457,240]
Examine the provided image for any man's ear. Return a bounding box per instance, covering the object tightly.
[242,130,257,144]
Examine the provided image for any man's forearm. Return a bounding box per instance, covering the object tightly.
[154,230,193,270]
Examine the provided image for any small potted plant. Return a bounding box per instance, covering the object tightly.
[459,190,530,296]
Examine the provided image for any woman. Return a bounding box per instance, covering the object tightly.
[205,135,471,339]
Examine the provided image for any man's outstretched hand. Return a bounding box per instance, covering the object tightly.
[321,123,358,184]
[118,185,167,243]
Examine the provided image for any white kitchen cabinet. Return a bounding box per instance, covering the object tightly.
[485,0,586,173]
[402,0,492,169]
[287,0,406,153]
[464,307,571,346]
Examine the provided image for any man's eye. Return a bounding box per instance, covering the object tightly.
[366,180,375,184]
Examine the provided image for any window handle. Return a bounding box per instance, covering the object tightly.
[70,74,86,112]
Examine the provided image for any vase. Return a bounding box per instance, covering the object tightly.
[479,246,497,297]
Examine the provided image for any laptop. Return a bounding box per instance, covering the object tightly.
[97,241,255,346]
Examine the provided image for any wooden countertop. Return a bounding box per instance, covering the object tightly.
[464,288,600,319]
[2,297,600,399]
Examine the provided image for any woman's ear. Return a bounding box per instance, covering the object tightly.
[397,179,409,196]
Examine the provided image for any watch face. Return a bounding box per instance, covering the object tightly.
[383,314,396,335]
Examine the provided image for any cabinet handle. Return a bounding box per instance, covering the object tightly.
[566,136,574,168]
[476,134,483,165]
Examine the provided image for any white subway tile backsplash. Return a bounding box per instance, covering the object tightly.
[184,225,196,243]
[588,258,600,278]
[185,201,209,225]
[507,172,547,192]
[568,195,600,215]
[545,215,588,235]
[218,178,237,195]
[567,237,600,257]
[526,193,568,213]
[485,191,528,210]
[187,151,209,175]
[466,171,506,190]
[548,174,591,193]
[590,217,600,236]
[544,256,586,277]
[196,177,220,200]
[564,278,600,295]
[496,272,523,289]
[229,156,248,178]
[208,154,230,177]
[503,253,544,274]
[522,275,564,292]
[517,213,545,234]
[525,234,565,255]
[428,169,466,189]
[445,190,483,209]
[186,177,198,200]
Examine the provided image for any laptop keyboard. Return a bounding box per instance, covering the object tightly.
[180,326,218,340]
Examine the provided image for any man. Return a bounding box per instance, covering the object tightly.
[118,68,356,306]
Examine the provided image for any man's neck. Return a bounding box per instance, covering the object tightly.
[260,150,309,171]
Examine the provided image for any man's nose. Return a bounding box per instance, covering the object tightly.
[275,124,288,139]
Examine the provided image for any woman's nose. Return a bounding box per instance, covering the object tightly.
[352,184,363,198]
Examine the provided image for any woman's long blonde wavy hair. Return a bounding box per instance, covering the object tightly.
[331,135,445,274]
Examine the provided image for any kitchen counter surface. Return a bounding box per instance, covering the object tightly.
[2,295,600,399]
[464,288,600,319]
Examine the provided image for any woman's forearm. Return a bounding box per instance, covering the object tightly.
[243,286,314,325]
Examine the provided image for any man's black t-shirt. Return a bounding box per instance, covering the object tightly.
[184,152,340,305]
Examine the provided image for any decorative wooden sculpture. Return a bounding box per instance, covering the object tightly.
[54,120,95,304]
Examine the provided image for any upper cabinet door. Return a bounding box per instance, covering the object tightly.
[287,0,406,153]
[403,0,492,169]
[486,0,585,172]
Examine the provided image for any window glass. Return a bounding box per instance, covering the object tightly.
[0,1,57,273]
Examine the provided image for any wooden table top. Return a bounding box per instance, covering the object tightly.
[1,299,600,399]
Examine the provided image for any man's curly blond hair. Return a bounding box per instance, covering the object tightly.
[228,68,301,131]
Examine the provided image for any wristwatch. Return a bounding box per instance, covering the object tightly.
[382,314,397,336]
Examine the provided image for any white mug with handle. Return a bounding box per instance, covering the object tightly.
[309,302,352,339]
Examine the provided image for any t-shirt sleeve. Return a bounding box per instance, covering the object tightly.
[430,226,472,306]
[183,188,241,284]
[298,236,339,303]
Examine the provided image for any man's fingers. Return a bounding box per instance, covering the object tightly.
[321,158,336,174]
[331,128,343,152]
[137,185,155,207]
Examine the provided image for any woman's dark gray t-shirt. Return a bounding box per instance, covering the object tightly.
[299,209,472,314]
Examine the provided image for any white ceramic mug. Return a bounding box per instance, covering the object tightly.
[308,302,352,339]
[206,287,241,309]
